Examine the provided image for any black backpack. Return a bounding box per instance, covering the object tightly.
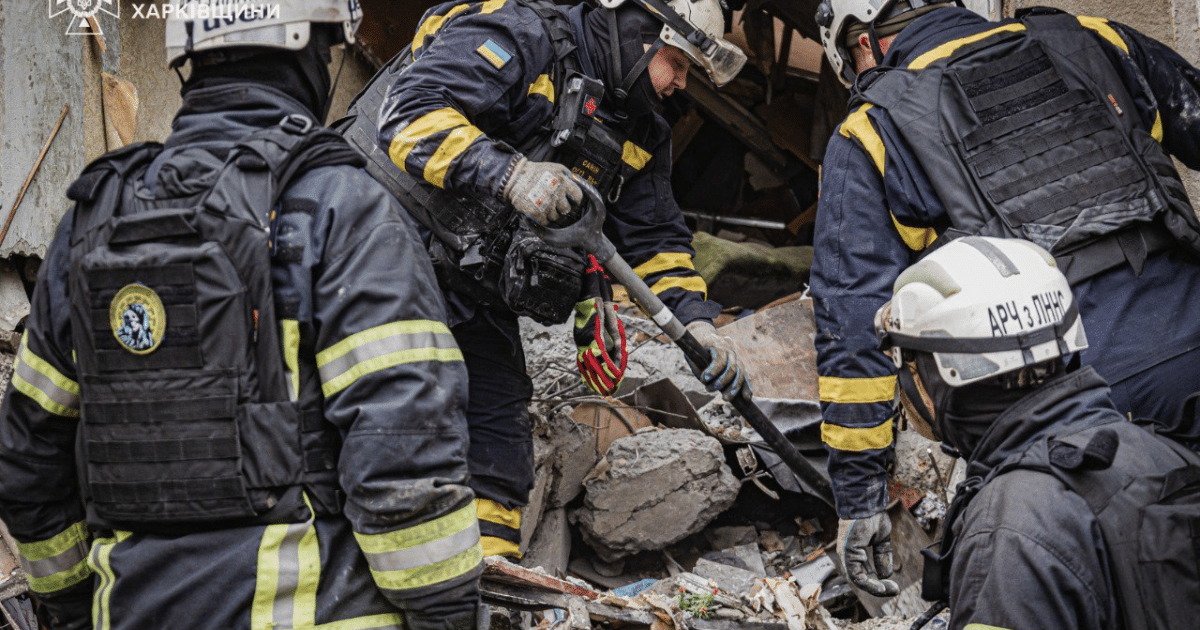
[925,422,1200,630]
[65,115,363,532]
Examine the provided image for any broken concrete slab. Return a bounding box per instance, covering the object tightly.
[521,508,570,578]
[573,429,740,562]
[691,232,813,310]
[694,557,762,597]
[543,410,602,508]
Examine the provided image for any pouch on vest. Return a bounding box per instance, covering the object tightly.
[928,423,1200,630]
[855,11,1200,282]
[66,116,361,533]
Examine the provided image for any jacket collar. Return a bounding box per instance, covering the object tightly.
[967,366,1121,475]
[883,7,1000,68]
[143,83,311,197]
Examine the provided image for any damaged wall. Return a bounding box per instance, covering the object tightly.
[0,0,374,261]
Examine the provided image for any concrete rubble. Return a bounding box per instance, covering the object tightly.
[515,295,954,630]
[573,428,741,562]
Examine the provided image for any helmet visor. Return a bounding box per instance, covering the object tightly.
[691,37,748,87]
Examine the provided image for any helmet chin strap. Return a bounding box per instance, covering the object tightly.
[866,20,886,66]
[605,8,665,119]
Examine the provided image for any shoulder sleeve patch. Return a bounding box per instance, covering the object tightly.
[476,39,513,70]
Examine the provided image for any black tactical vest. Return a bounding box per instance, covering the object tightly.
[924,421,1200,630]
[854,10,1200,283]
[334,0,634,325]
[65,116,362,533]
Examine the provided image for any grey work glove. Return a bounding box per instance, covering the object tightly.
[685,320,751,399]
[836,513,900,597]
[502,157,583,226]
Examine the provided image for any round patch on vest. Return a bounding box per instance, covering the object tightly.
[110,284,166,354]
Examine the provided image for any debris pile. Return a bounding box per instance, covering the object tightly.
[515,293,957,629]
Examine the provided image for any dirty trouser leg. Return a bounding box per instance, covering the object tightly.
[451,311,535,558]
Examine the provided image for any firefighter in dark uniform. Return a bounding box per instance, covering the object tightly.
[810,0,1200,597]
[0,4,484,630]
[873,236,1200,630]
[358,0,751,557]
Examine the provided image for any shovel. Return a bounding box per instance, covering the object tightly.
[534,181,834,507]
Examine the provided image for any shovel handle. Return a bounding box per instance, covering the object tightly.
[601,251,835,506]
[531,181,835,506]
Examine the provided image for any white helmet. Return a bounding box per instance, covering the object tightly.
[598,0,747,86]
[166,0,362,68]
[875,236,1087,388]
[814,0,955,87]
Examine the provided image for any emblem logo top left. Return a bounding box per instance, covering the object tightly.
[110,284,166,354]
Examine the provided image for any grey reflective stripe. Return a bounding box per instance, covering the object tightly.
[21,539,89,578]
[362,523,480,572]
[272,522,308,629]
[318,328,458,384]
[15,355,80,412]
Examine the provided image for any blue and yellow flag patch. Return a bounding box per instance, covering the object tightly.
[476,39,512,69]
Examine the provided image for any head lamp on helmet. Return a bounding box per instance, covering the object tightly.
[875,236,1087,389]
[598,0,747,87]
[165,0,362,68]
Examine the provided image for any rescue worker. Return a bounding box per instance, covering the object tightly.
[0,3,484,630]
[810,0,1200,597]
[872,236,1200,630]
[346,0,751,557]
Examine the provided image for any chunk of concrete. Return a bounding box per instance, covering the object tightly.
[572,429,740,561]
[520,508,570,577]
[694,557,762,596]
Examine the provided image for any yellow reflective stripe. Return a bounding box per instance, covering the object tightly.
[16,521,88,562]
[411,4,470,56]
[481,536,522,558]
[964,625,1011,630]
[13,333,80,418]
[633,252,696,278]
[476,498,521,528]
[252,509,320,630]
[356,503,477,554]
[908,24,1027,70]
[649,275,708,298]
[425,125,485,188]
[528,74,555,102]
[840,105,885,176]
[314,613,404,630]
[89,530,131,630]
[317,320,463,397]
[481,0,507,13]
[891,213,938,251]
[1077,16,1128,54]
[622,141,652,170]
[282,319,300,402]
[18,521,91,592]
[819,375,896,403]
[387,108,474,176]
[821,419,895,452]
[356,503,482,592]
[1152,111,1163,143]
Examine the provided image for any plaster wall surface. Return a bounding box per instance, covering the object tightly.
[0,0,371,259]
